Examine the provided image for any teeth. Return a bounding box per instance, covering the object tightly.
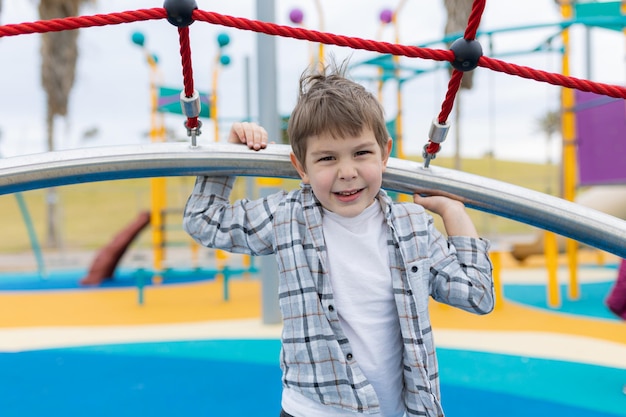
[338,190,358,196]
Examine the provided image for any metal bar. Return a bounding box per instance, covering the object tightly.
[1,143,624,257]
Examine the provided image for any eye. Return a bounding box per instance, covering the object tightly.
[355,150,372,157]
[317,155,334,162]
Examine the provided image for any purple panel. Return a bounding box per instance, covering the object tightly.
[575,91,626,185]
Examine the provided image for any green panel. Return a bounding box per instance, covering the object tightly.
[386,118,398,157]
[157,86,211,118]
[574,1,625,31]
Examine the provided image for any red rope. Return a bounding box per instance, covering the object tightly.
[3,4,626,151]
[191,9,454,62]
[178,27,194,98]
[437,0,487,125]
[425,142,441,155]
[2,7,625,99]
[438,71,464,125]
[481,55,626,98]
[191,9,626,99]
[0,8,166,36]
[423,0,487,160]
[464,0,486,40]
[178,26,198,130]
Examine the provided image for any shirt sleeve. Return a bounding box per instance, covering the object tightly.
[182,176,280,256]
[428,225,495,315]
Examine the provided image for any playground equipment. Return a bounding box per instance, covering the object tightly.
[352,1,626,308]
[511,185,626,261]
[1,1,626,312]
[0,142,623,259]
[607,259,626,319]
[80,211,151,286]
[131,30,245,283]
[1,5,626,415]
[14,192,46,279]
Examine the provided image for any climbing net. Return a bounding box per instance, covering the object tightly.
[1,0,625,166]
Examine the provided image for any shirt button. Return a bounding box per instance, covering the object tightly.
[346,353,353,360]
[411,266,418,273]
[407,290,413,296]
[328,305,334,312]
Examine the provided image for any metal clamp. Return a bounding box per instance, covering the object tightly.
[184,119,202,147]
[180,89,201,118]
[428,118,450,144]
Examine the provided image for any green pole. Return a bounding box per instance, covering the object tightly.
[15,192,47,279]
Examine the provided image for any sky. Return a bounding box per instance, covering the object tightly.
[0,0,624,163]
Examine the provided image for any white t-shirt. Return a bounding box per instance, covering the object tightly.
[282,201,405,417]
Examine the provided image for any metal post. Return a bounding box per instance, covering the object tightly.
[256,0,282,325]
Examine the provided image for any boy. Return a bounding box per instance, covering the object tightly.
[183,65,494,417]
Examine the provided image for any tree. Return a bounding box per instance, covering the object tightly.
[443,0,476,170]
[38,0,92,248]
[535,110,561,166]
[443,0,475,90]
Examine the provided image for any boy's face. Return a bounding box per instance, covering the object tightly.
[290,128,392,218]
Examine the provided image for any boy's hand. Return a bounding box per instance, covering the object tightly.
[413,194,464,217]
[228,122,268,151]
[413,193,479,238]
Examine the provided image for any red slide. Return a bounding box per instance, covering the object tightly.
[80,211,151,286]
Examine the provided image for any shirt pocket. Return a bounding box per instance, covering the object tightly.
[406,259,432,314]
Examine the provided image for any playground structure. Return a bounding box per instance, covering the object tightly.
[3,2,625,293]
[0,0,624,312]
[0,142,623,258]
[0,2,626,416]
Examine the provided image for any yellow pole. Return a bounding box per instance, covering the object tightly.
[392,0,407,160]
[490,250,503,310]
[150,177,166,280]
[147,54,166,278]
[210,55,232,270]
[393,0,412,203]
[375,22,387,102]
[545,231,561,308]
[560,1,579,300]
[211,59,221,143]
[314,0,325,69]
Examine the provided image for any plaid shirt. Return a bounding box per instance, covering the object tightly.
[184,176,494,417]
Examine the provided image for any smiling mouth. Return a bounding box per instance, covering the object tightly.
[335,189,362,196]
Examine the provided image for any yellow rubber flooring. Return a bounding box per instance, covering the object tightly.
[0,278,262,327]
[1,272,624,348]
[0,250,624,353]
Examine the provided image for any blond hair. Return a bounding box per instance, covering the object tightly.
[287,62,390,167]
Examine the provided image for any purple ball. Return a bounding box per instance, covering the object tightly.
[289,8,304,24]
[380,8,393,24]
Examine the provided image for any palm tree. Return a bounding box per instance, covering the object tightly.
[443,0,476,170]
[535,110,561,196]
[443,0,475,90]
[39,0,92,248]
[536,110,561,166]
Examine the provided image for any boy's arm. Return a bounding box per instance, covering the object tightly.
[183,122,275,255]
[414,193,494,314]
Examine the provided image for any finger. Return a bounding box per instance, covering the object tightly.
[243,123,268,150]
[228,122,247,145]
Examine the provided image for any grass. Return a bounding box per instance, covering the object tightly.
[0,156,560,253]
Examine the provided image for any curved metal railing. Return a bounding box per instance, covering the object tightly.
[1,142,624,257]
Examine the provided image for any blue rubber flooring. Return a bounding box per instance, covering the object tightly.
[0,268,216,291]
[0,339,624,417]
[504,280,619,321]
[1,267,620,323]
